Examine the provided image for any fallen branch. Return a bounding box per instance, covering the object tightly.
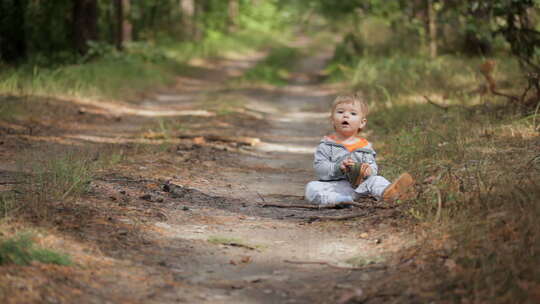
[424,95,450,111]
[178,133,260,146]
[97,177,156,184]
[434,187,443,222]
[284,259,386,271]
[480,60,520,104]
[221,242,256,251]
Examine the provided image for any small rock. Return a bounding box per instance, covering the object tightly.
[140,194,152,201]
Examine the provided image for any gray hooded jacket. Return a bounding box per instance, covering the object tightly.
[313,137,378,181]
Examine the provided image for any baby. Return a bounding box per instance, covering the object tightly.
[305,93,414,205]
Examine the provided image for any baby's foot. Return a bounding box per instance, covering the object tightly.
[382,173,415,203]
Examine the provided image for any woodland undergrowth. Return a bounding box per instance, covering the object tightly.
[348,53,540,302]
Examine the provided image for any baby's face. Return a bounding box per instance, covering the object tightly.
[332,102,367,137]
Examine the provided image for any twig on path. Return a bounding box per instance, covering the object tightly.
[434,187,443,222]
[98,178,154,183]
[177,133,260,146]
[222,242,257,251]
[284,259,386,271]
[424,95,450,111]
[256,191,266,204]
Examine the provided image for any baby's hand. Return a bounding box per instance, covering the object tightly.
[360,163,372,178]
[340,158,356,172]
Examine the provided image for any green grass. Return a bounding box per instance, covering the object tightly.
[0,24,291,104]
[327,54,522,104]
[327,41,540,302]
[26,151,94,202]
[0,233,71,266]
[0,56,180,101]
[207,236,246,245]
[14,146,130,219]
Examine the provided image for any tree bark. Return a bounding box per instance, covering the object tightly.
[180,0,197,39]
[426,0,437,58]
[114,0,132,50]
[228,0,239,32]
[73,0,98,55]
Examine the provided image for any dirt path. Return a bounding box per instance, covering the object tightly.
[116,44,418,303]
[1,40,422,304]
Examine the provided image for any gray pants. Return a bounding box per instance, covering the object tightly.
[305,176,391,205]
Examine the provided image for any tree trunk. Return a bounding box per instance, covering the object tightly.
[426,0,437,58]
[227,0,239,32]
[114,0,132,50]
[193,0,204,40]
[0,0,27,62]
[180,0,196,39]
[73,0,98,55]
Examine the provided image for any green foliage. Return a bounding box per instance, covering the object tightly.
[0,1,292,100]
[0,233,71,266]
[24,0,74,60]
[240,47,302,85]
[362,57,539,300]
[0,0,299,65]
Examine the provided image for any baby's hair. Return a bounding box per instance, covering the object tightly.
[331,92,369,117]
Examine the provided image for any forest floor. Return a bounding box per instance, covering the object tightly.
[1,38,489,304]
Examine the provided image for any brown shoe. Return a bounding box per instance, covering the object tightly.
[382,173,415,202]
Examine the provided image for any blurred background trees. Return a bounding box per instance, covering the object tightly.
[0,0,539,105]
[0,0,276,63]
[1,0,538,65]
